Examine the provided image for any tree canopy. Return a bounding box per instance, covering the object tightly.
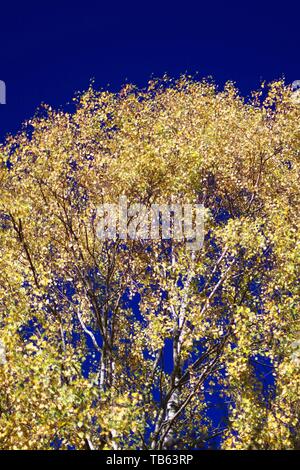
[0,77,299,449]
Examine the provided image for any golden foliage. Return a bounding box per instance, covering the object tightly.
[0,77,299,449]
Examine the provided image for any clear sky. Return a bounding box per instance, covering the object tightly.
[0,1,299,141]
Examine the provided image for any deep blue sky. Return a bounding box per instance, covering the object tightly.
[0,1,299,141]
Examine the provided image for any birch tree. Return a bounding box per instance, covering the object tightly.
[0,77,299,449]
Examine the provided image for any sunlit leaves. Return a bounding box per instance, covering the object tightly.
[0,77,299,449]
